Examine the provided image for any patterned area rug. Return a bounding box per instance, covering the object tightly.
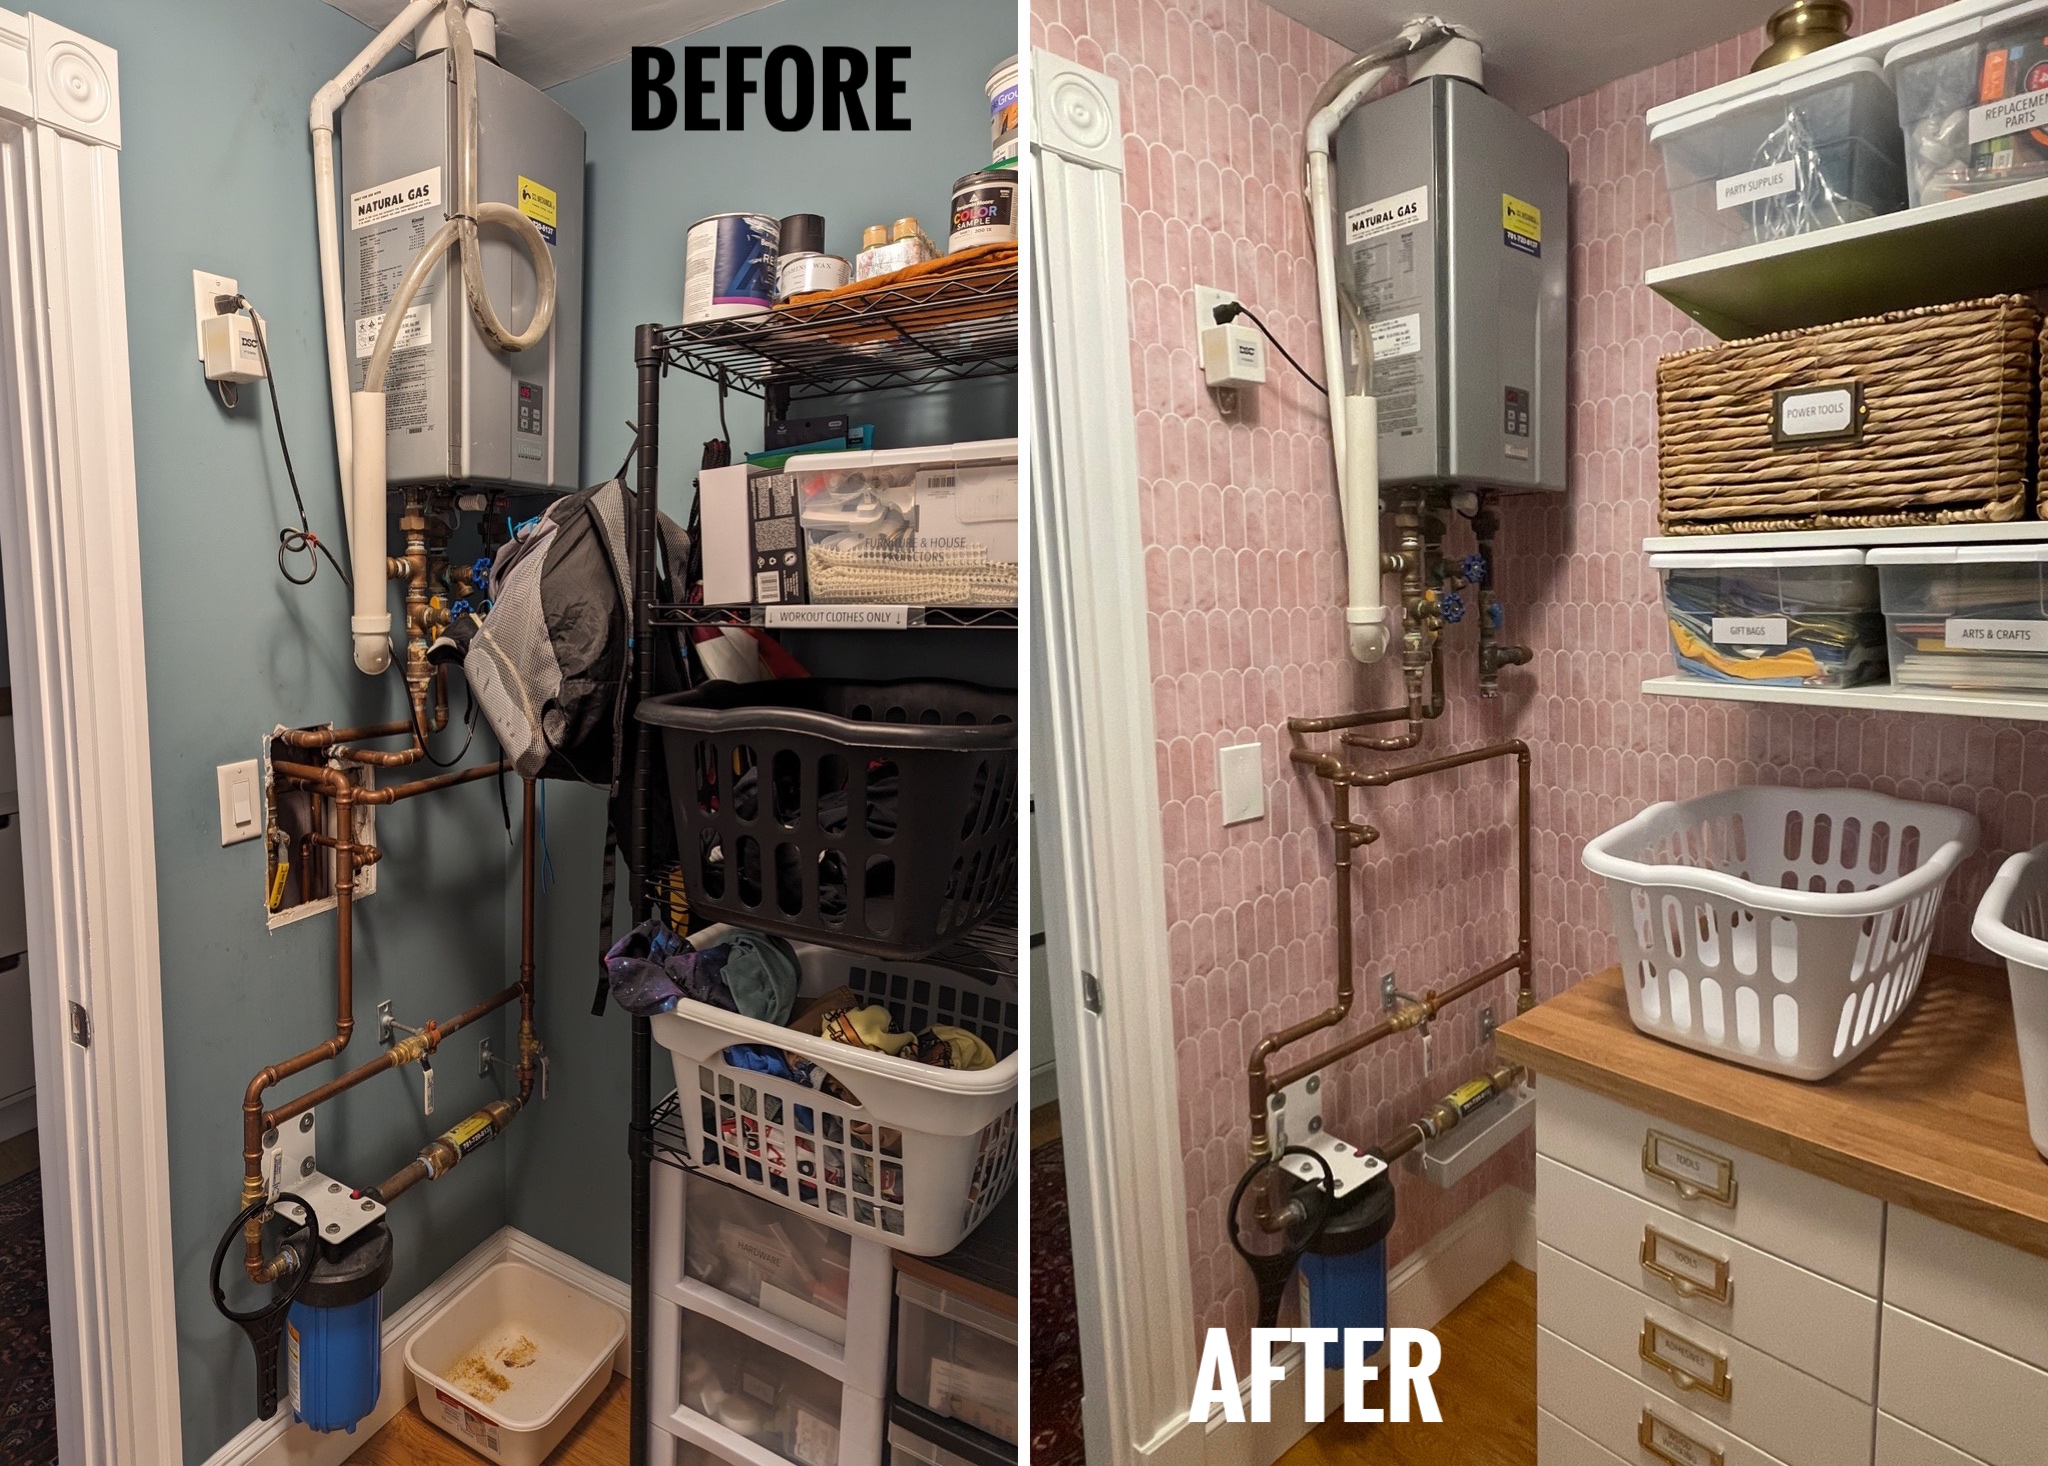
[0,1168,55,1465]
[1031,1138,1084,1466]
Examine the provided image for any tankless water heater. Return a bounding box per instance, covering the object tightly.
[1332,75,1567,493]
[342,45,585,491]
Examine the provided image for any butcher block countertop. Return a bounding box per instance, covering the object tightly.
[1497,956,2048,1259]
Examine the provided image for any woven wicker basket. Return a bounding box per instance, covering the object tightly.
[1657,296,2041,536]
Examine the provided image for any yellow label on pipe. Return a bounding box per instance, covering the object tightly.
[444,1113,494,1157]
[1448,1077,1496,1117]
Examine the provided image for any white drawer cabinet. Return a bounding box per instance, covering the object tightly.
[1874,1415,1987,1466]
[1538,1407,1632,1466]
[1876,1309,2048,1466]
[1537,1154,1879,1401]
[1539,1325,1795,1466]
[1883,1208,2048,1374]
[1537,1082,1884,1294]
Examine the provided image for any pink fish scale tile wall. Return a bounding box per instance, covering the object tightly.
[1035,0,2039,1353]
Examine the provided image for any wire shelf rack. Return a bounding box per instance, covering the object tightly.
[648,602,1017,631]
[649,259,1018,402]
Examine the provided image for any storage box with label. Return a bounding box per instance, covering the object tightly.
[1870,544,2048,693]
[790,440,1018,607]
[1887,0,2048,207]
[892,1268,1016,1446]
[1651,549,1888,689]
[1648,51,1907,262]
[1656,295,2040,536]
[700,462,808,606]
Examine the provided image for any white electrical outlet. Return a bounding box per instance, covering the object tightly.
[192,270,238,360]
[217,758,262,846]
[1192,283,1239,343]
[1219,742,1264,825]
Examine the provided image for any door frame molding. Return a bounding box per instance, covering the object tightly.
[0,11,183,1462]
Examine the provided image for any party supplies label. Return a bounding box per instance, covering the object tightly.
[1945,618,2048,651]
[1712,617,1788,646]
[1716,161,1796,209]
[1346,185,1429,245]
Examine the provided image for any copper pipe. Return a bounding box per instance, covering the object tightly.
[1375,1062,1525,1164]
[374,1097,524,1203]
[1473,496,1530,696]
[1266,954,1522,1097]
[277,719,411,749]
[517,777,538,1099]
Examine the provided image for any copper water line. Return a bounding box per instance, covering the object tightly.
[1473,497,1531,696]
[1375,1062,1525,1164]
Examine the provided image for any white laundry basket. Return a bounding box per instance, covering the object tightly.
[650,926,1018,1257]
[1972,844,2048,1161]
[1584,787,1976,1079]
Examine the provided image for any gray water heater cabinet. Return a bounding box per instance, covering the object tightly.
[1333,75,1567,493]
[342,51,584,491]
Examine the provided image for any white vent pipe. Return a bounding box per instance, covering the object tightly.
[1303,18,1465,664]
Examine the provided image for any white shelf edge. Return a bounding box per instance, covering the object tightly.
[1644,522,2048,554]
[663,1275,854,1383]
[1645,175,2048,291]
[1641,675,2048,722]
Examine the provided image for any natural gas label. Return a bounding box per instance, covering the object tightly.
[353,306,430,359]
[1945,618,2048,651]
[1716,161,1797,209]
[1969,85,2048,144]
[350,166,441,230]
[1501,194,1541,255]
[1346,186,1429,245]
[1190,1327,1443,1424]
[1368,313,1422,361]
[517,176,558,245]
[1712,616,1788,647]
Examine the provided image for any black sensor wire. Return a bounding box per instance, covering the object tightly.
[230,295,352,590]
[1212,300,1327,396]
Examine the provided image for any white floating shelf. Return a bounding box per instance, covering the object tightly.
[1645,522,2048,554]
[1646,176,2048,339]
[1642,675,2048,723]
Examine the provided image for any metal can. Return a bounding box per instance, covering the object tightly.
[948,169,1017,252]
[776,252,852,300]
[987,55,1019,163]
[682,212,779,322]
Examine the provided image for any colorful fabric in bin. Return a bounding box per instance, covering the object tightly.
[602,919,799,1020]
[1662,574,1884,687]
[819,1004,996,1070]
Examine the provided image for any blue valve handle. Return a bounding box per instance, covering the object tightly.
[1461,553,1490,587]
[1438,590,1465,624]
[1487,601,1505,629]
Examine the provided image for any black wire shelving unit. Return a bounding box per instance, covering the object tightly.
[620,265,1018,1466]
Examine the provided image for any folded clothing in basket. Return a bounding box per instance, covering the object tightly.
[720,1002,996,1103]
[603,918,800,1020]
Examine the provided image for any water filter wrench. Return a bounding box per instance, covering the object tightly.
[210,1193,317,1422]
[1227,1146,1336,1329]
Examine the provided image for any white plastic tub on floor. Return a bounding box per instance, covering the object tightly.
[404,1259,625,1466]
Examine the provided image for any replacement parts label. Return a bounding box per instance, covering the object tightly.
[1345,185,1428,245]
[1945,618,2048,651]
[1969,85,2048,144]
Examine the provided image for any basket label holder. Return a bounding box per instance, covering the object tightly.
[1642,1129,1737,1208]
[1771,383,1863,448]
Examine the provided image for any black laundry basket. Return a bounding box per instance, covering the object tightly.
[637,679,1018,958]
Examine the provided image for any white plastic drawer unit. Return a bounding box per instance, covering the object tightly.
[1868,546,2048,696]
[893,1273,1017,1445]
[1536,1081,1885,1295]
[1539,1325,1796,1466]
[1535,1155,1879,1401]
[1539,1243,1871,1466]
[671,1309,882,1466]
[682,1166,857,1345]
[1885,0,2048,208]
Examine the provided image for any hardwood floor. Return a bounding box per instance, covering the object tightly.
[1030,1099,1061,1150]
[0,1127,37,1186]
[1276,1263,1536,1466]
[344,1373,628,1465]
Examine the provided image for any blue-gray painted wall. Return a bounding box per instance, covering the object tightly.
[36,0,1012,1457]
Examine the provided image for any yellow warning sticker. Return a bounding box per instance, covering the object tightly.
[445,1113,494,1156]
[1502,194,1541,256]
[517,176,558,245]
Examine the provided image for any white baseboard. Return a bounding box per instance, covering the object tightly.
[201,1226,628,1466]
[1163,1182,1534,1466]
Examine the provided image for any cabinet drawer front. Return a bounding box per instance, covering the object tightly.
[1541,1407,1634,1465]
[1540,1326,1797,1466]
[1537,1081,1883,1294]
[1879,1308,2048,1466]
[1537,1154,1879,1401]
[1540,1243,1871,1466]
[1876,1414,1989,1466]
[1885,1208,2048,1374]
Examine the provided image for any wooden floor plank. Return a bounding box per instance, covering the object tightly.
[0,1127,38,1186]
[1277,1263,1536,1466]
[345,1372,628,1465]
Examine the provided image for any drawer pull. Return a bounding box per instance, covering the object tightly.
[1638,1408,1725,1466]
[1639,1319,1732,1401]
[1642,1129,1738,1208]
[1640,1226,1733,1306]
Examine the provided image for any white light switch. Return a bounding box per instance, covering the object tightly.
[1219,743,1264,825]
[217,759,262,846]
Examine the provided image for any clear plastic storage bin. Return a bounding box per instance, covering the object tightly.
[893,1273,1016,1445]
[887,1420,979,1466]
[681,1168,855,1344]
[792,441,1019,607]
[1886,0,2048,206]
[677,1310,850,1466]
[1869,545,2048,693]
[1648,54,1907,261]
[1650,549,1887,689]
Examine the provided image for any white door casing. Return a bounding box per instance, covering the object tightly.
[1029,48,1202,1466]
[0,11,183,1464]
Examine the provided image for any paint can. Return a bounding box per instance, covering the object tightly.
[987,55,1019,163]
[948,168,1018,251]
[682,212,779,323]
[777,251,852,299]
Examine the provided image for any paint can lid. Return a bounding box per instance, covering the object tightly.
[779,214,826,255]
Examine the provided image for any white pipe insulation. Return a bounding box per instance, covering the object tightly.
[1302,18,1462,665]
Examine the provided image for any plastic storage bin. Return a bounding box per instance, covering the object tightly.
[676,1309,856,1466]
[682,1167,857,1344]
[651,926,1018,1256]
[1971,843,2048,1160]
[1650,549,1887,688]
[1648,54,1907,261]
[793,442,1019,608]
[638,680,1017,959]
[404,1260,625,1466]
[1887,0,2048,206]
[1583,787,1977,1079]
[1870,545,2048,693]
[893,1273,1016,1445]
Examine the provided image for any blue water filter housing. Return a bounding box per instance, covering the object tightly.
[1296,1171,1397,1371]
[288,1220,394,1433]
